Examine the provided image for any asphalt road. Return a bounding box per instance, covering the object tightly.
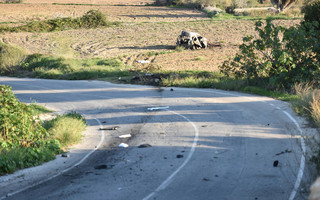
[0,77,312,200]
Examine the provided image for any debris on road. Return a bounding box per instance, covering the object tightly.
[61,153,70,158]
[118,134,132,138]
[176,30,208,50]
[94,164,114,170]
[170,88,174,91]
[100,126,120,130]
[138,144,152,148]
[119,143,129,148]
[273,160,279,167]
[147,106,169,111]
[275,149,292,156]
[203,178,210,181]
[176,154,184,158]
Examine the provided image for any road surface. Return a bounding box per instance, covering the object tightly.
[0,77,312,200]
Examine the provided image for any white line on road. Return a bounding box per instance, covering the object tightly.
[142,109,199,200]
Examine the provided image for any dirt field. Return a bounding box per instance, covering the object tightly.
[0,0,300,72]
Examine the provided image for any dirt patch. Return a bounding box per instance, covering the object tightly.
[0,4,208,24]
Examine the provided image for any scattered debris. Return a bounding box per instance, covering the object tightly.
[147,106,169,111]
[176,154,184,158]
[100,126,120,130]
[176,30,208,49]
[138,144,152,148]
[201,125,208,127]
[102,121,107,123]
[61,153,70,158]
[273,160,279,167]
[164,156,167,159]
[275,149,292,156]
[215,175,219,177]
[118,134,132,139]
[119,143,129,148]
[94,164,114,170]
[203,178,210,181]
[137,60,150,64]
[170,88,174,91]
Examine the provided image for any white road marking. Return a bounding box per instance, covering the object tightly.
[0,118,105,200]
[283,111,306,200]
[170,87,306,200]
[142,109,199,200]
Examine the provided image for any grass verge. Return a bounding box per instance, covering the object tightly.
[43,112,86,148]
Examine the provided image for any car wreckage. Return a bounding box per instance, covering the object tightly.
[176,31,208,49]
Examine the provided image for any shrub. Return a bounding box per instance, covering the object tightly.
[0,42,26,74]
[0,85,61,174]
[302,0,320,29]
[220,19,320,90]
[0,10,118,33]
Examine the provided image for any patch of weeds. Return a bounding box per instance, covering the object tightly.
[0,42,26,74]
[27,103,53,116]
[194,56,206,61]
[175,46,185,52]
[43,111,86,147]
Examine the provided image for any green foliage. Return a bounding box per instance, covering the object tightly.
[27,103,53,116]
[303,0,320,26]
[17,54,128,80]
[0,42,26,74]
[0,85,61,174]
[0,10,119,33]
[43,112,86,147]
[220,19,320,90]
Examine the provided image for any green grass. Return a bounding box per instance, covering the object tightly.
[27,103,53,116]
[0,42,26,74]
[17,54,130,80]
[43,112,86,147]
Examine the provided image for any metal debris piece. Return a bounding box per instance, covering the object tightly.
[100,126,120,130]
[147,106,169,111]
[275,149,292,156]
[176,154,184,158]
[176,30,208,50]
[273,160,279,167]
[119,143,129,148]
[61,153,70,158]
[138,144,152,148]
[118,134,132,138]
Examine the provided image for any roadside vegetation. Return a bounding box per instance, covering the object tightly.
[0,85,86,174]
[1,0,320,174]
[0,10,119,33]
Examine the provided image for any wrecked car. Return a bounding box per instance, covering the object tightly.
[176,31,208,49]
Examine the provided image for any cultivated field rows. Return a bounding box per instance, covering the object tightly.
[0,1,300,72]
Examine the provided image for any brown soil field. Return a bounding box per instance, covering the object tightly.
[0,0,300,72]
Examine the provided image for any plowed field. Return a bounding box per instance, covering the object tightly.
[0,0,300,72]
